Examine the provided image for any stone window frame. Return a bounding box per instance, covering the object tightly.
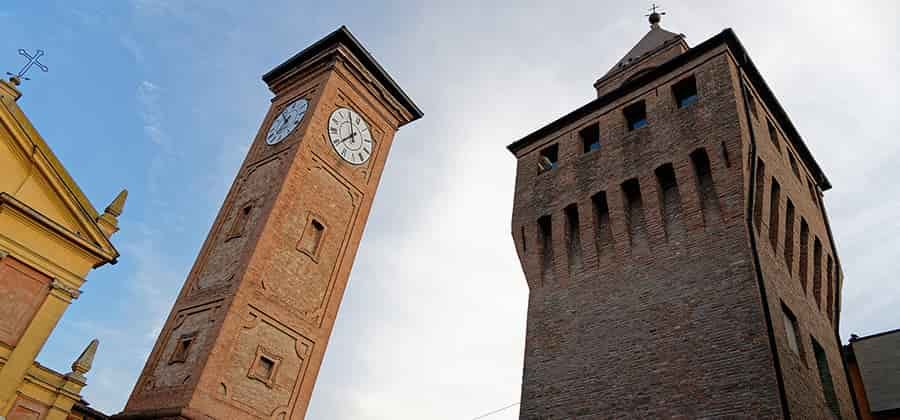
[296,212,327,262]
[247,345,282,388]
[169,332,197,364]
[226,200,256,241]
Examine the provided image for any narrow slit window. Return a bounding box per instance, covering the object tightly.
[538,215,553,273]
[227,203,253,240]
[799,218,809,292]
[720,141,731,168]
[781,303,803,358]
[744,85,758,120]
[655,163,683,238]
[623,100,647,130]
[692,148,721,226]
[812,338,841,417]
[297,217,326,258]
[767,119,782,154]
[753,159,766,232]
[807,179,818,206]
[769,178,781,250]
[520,225,527,253]
[826,256,834,321]
[621,178,646,249]
[538,144,559,173]
[579,123,601,153]
[672,75,698,108]
[564,204,582,269]
[784,199,795,273]
[788,152,801,180]
[813,237,823,309]
[592,192,612,253]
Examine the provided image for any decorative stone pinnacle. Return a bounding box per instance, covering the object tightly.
[105,189,128,217]
[68,339,99,382]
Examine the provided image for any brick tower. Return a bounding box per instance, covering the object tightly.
[508,14,857,419]
[116,27,421,419]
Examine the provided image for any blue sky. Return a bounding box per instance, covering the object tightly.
[2,1,898,419]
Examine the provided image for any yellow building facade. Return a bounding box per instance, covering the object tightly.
[0,78,124,420]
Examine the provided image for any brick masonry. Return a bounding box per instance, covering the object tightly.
[115,28,419,420]
[510,30,856,419]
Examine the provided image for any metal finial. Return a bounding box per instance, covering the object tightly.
[645,4,666,26]
[6,49,48,85]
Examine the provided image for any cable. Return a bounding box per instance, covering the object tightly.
[470,402,520,420]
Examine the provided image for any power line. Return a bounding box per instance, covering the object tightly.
[470,402,520,420]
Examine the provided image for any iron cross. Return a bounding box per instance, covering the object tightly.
[8,49,48,82]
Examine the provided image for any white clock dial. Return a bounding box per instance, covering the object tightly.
[328,107,372,165]
[265,98,309,145]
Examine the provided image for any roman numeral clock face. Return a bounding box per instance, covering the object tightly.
[328,107,372,165]
[266,98,309,145]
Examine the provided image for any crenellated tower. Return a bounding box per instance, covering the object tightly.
[509,14,857,419]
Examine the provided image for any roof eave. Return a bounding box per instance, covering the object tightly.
[507,28,832,191]
[262,26,423,125]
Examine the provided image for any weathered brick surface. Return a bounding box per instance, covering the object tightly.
[117,32,416,419]
[511,34,855,419]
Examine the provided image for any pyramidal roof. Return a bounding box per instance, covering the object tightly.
[602,20,686,79]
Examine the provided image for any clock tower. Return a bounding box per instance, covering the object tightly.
[116,26,421,419]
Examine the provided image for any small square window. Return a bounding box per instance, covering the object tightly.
[579,123,600,153]
[672,75,698,108]
[623,101,647,131]
[226,202,253,240]
[538,144,559,173]
[248,346,282,388]
[297,216,326,260]
[169,333,195,364]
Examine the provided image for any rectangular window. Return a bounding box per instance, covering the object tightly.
[799,218,809,292]
[169,333,196,364]
[592,192,612,253]
[672,75,698,108]
[564,204,582,269]
[743,84,758,120]
[781,303,803,357]
[297,216,326,259]
[579,123,601,153]
[769,178,781,249]
[788,151,801,180]
[767,119,782,154]
[826,255,834,321]
[812,337,841,417]
[538,215,553,272]
[538,144,559,173]
[813,237,823,309]
[753,159,766,232]
[623,100,647,130]
[226,203,253,240]
[784,199,795,273]
[807,179,818,206]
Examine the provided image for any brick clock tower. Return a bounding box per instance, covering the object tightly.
[116,27,421,419]
[509,14,858,419]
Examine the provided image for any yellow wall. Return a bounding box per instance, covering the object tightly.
[0,79,122,419]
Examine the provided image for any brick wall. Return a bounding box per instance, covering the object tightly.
[511,37,856,419]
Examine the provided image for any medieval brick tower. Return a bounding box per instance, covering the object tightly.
[116,27,421,419]
[509,14,857,419]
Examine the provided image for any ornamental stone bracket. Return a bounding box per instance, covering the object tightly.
[51,278,82,301]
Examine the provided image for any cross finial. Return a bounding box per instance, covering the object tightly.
[6,49,49,86]
[645,3,666,26]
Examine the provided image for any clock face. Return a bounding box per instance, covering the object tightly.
[328,107,372,165]
[265,98,309,145]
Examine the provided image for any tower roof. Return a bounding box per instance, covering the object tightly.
[262,26,423,125]
[599,16,687,83]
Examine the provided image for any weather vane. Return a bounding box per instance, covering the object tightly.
[645,3,666,25]
[7,49,48,86]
